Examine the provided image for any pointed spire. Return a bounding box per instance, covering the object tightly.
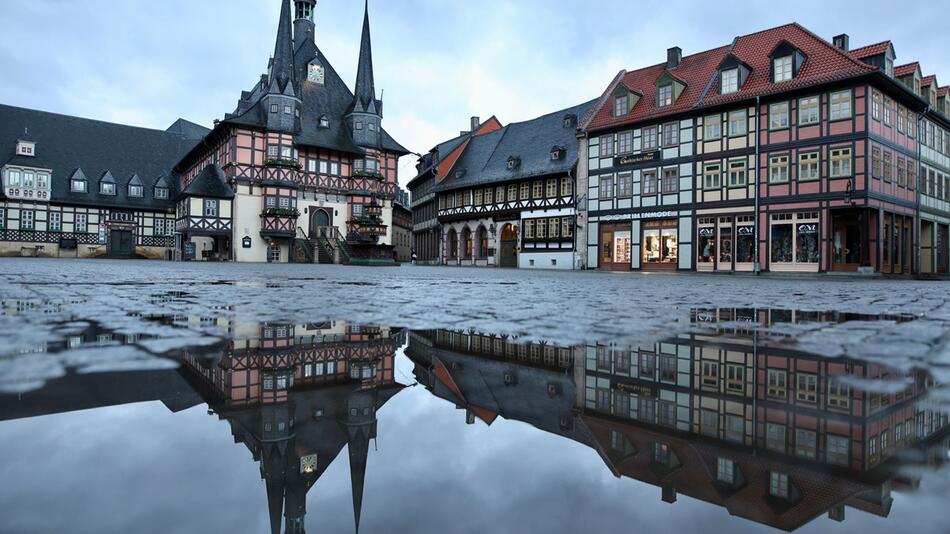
[348,429,370,534]
[351,0,378,114]
[270,0,296,92]
[265,476,285,534]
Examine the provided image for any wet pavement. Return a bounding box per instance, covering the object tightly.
[0,259,949,533]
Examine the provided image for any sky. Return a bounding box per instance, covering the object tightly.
[0,0,947,188]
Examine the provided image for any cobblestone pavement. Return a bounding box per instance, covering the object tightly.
[0,258,949,393]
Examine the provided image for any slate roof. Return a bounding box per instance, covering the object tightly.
[183,164,234,199]
[586,23,879,132]
[435,100,595,193]
[850,41,892,59]
[0,104,203,210]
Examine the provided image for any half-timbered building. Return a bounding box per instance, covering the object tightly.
[434,101,595,269]
[579,24,933,274]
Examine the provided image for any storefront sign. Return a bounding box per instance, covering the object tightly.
[737,225,755,235]
[698,227,715,237]
[798,223,818,234]
[616,381,656,398]
[183,242,196,261]
[615,151,660,166]
[242,236,252,249]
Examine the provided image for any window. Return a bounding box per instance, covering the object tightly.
[204,199,218,217]
[642,170,657,196]
[726,364,744,393]
[639,352,656,378]
[830,90,852,120]
[270,103,278,114]
[75,214,87,233]
[717,458,735,483]
[869,436,877,457]
[267,145,279,158]
[872,91,882,120]
[155,187,168,199]
[799,96,819,125]
[319,115,329,128]
[796,373,817,403]
[769,155,789,183]
[284,105,293,115]
[773,56,793,82]
[663,122,679,146]
[474,189,483,205]
[524,219,535,239]
[0,208,4,229]
[546,179,557,198]
[701,360,718,387]
[662,168,678,194]
[71,178,87,193]
[21,210,34,230]
[728,110,746,136]
[701,409,718,436]
[766,423,786,452]
[881,430,890,454]
[883,151,892,182]
[658,354,676,381]
[37,173,49,189]
[561,217,573,239]
[23,171,34,188]
[600,135,615,157]
[726,415,744,442]
[769,472,790,499]
[658,84,673,107]
[653,442,670,465]
[7,169,21,187]
[872,147,882,178]
[830,148,852,177]
[617,173,631,197]
[599,176,614,199]
[798,152,819,181]
[614,95,628,117]
[100,182,116,195]
[795,429,817,459]
[898,109,905,133]
[703,163,721,190]
[520,182,529,200]
[618,131,632,154]
[560,177,572,196]
[883,97,892,125]
[728,159,747,187]
[49,212,61,232]
[826,435,849,465]
[769,102,789,130]
[704,115,721,140]
[721,68,739,94]
[767,369,787,399]
[642,126,658,150]
[129,185,143,197]
[532,180,543,199]
[897,158,906,187]
[827,380,851,409]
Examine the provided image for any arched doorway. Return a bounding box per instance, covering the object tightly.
[309,208,331,239]
[477,226,489,259]
[462,227,473,259]
[500,223,518,268]
[447,229,458,261]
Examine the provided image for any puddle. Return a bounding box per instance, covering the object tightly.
[0,311,948,533]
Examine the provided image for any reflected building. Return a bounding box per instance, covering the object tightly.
[407,314,949,532]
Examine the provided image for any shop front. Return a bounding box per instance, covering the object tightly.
[881,211,913,275]
[641,219,678,270]
[696,214,756,272]
[767,211,820,273]
[831,209,867,272]
[599,222,632,271]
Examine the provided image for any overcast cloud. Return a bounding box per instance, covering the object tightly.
[0,0,946,186]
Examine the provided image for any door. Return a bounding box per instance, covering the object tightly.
[108,230,134,257]
[499,224,518,267]
[310,208,331,239]
[939,225,949,274]
[600,223,632,271]
[832,213,862,272]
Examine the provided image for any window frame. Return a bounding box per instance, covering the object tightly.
[721,68,739,94]
[658,84,673,108]
[703,163,722,190]
[769,154,790,184]
[728,159,747,187]
[662,122,679,147]
[769,102,790,131]
[703,115,722,140]
[830,147,853,178]
[642,126,658,151]
[829,90,853,121]
[773,56,793,83]
[641,170,658,196]
[798,151,820,182]
[798,96,820,125]
[728,110,747,137]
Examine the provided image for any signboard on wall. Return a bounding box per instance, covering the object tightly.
[183,242,196,261]
[615,151,660,167]
[242,236,252,249]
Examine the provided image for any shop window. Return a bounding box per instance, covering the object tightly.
[703,163,721,190]
[698,222,716,264]
[799,96,820,125]
[642,170,658,196]
[830,148,852,177]
[769,102,789,130]
[736,216,755,264]
[770,212,818,265]
[642,221,678,265]
[769,155,789,183]
[728,110,746,136]
[704,115,721,140]
[728,159,747,186]
[796,373,818,403]
[766,423,786,453]
[767,369,787,399]
[642,126,658,150]
[798,152,819,181]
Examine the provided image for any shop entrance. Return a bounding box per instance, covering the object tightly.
[832,211,863,272]
[107,229,135,257]
[641,219,678,270]
[499,224,518,268]
[599,223,631,271]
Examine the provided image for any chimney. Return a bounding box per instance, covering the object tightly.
[833,34,850,52]
[470,116,481,132]
[667,47,682,69]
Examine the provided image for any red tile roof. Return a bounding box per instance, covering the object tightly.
[938,86,948,97]
[921,74,937,88]
[586,23,876,132]
[894,62,920,77]
[849,40,892,59]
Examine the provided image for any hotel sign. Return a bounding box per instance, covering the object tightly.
[615,151,660,167]
[615,381,656,398]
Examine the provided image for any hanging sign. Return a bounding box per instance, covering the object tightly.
[242,236,252,249]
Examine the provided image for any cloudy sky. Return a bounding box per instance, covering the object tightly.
[0,0,946,187]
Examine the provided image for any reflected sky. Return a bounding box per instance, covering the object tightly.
[0,314,948,534]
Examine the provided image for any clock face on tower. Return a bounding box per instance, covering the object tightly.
[308,63,325,85]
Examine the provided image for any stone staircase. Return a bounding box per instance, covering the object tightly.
[292,227,351,265]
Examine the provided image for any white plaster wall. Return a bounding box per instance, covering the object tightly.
[233,190,268,263]
[519,251,574,270]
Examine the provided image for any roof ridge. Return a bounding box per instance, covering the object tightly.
[502,99,598,129]
[0,103,184,137]
[788,22,876,72]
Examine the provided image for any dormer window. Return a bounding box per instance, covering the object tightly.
[155,186,169,199]
[100,182,116,195]
[551,146,565,160]
[455,169,466,179]
[318,115,329,128]
[16,140,35,157]
[71,178,87,193]
[563,114,576,129]
[773,56,793,82]
[507,157,520,170]
[614,95,628,117]
[128,184,143,197]
[658,84,673,107]
[721,68,739,94]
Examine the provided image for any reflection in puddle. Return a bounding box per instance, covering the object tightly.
[0,311,947,533]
